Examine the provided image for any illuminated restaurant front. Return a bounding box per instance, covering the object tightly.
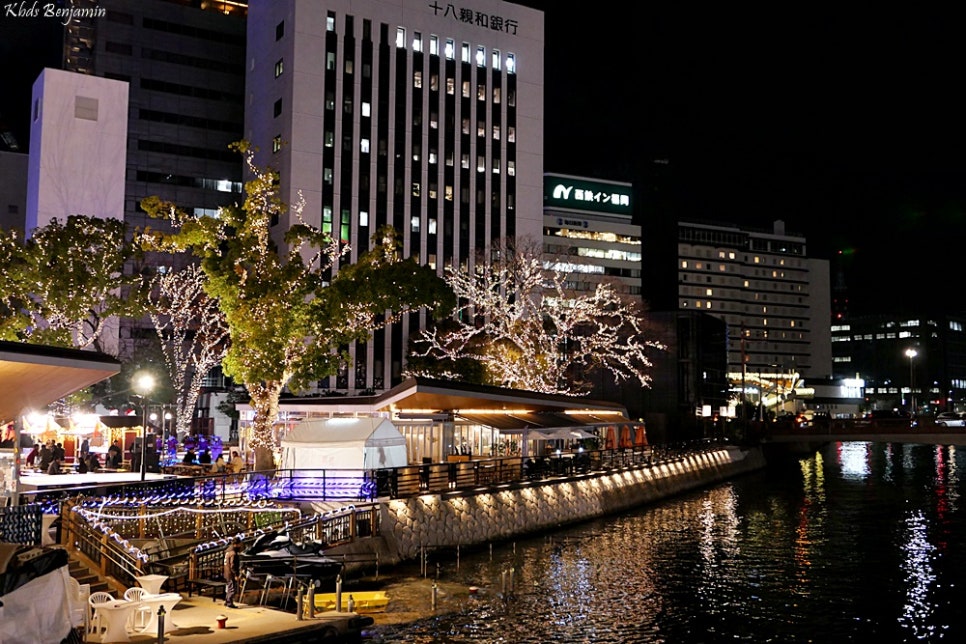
[237,377,646,465]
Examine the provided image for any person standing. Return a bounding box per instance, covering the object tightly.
[80,437,90,461]
[223,538,243,608]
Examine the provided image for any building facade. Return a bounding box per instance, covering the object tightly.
[831,313,966,415]
[62,0,248,359]
[245,0,545,393]
[542,173,639,296]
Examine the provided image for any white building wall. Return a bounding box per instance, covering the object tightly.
[26,68,128,236]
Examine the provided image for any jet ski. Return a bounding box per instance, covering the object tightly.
[239,531,344,588]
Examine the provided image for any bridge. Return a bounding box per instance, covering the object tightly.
[762,418,966,446]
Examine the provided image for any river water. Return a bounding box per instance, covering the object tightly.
[362,441,966,643]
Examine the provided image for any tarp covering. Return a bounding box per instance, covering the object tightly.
[280,417,408,471]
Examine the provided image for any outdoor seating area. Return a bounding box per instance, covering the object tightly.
[86,584,183,642]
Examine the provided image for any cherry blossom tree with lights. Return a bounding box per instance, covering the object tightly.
[140,141,454,471]
[147,263,230,440]
[407,239,665,396]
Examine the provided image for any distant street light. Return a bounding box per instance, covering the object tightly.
[133,372,156,481]
[905,348,918,414]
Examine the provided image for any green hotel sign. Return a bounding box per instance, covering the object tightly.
[544,176,632,216]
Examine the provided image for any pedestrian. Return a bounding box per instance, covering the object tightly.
[47,456,62,475]
[223,538,243,608]
[80,437,90,461]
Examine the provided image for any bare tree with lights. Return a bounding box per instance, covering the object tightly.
[147,263,230,439]
[141,142,453,471]
[408,240,664,395]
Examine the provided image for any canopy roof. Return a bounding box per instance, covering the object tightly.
[280,416,408,470]
[0,341,120,425]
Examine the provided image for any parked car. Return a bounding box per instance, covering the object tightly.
[935,412,966,427]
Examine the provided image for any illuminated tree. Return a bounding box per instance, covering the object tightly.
[3,215,143,352]
[141,142,453,470]
[147,264,230,439]
[0,227,29,341]
[408,241,664,395]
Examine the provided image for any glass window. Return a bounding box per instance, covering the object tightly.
[396,27,406,48]
[445,39,455,60]
[360,211,369,226]
[491,49,500,70]
[326,52,336,70]
[475,46,485,67]
[507,53,515,74]
[461,42,470,62]
[274,58,283,77]
[274,99,282,117]
[430,35,438,56]
[326,12,335,31]
[410,216,421,231]
[275,21,284,41]
[413,32,422,52]
[413,70,422,88]
[272,135,282,153]
[361,101,370,117]
[361,138,370,153]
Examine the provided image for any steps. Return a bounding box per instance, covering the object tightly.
[68,555,110,594]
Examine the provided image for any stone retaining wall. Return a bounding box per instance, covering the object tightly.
[377,446,765,562]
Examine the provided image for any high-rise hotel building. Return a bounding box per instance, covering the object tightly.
[245,0,545,392]
[645,219,832,385]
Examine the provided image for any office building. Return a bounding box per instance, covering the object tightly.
[831,313,966,415]
[245,0,545,393]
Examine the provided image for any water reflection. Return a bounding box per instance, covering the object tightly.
[367,442,966,643]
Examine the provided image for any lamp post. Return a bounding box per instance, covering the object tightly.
[133,372,155,481]
[905,348,918,415]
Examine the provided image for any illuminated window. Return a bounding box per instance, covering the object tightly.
[461,42,470,62]
[410,216,420,231]
[507,160,515,176]
[362,101,370,117]
[272,135,282,153]
[360,211,368,226]
[445,39,454,60]
[414,70,422,88]
[326,12,335,31]
[430,35,438,56]
[396,28,406,48]
[412,32,422,52]
[446,77,455,94]
[491,49,500,69]
[477,156,485,172]
[326,52,335,70]
[476,46,485,66]
[706,289,713,296]
[507,53,515,73]
[360,138,369,153]
[428,219,437,234]
[681,260,688,268]
[274,58,283,77]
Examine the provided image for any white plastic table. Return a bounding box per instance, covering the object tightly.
[138,592,183,635]
[95,600,137,643]
[135,574,168,594]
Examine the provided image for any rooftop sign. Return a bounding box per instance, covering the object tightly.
[544,176,632,216]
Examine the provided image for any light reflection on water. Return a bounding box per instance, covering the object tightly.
[365,442,966,643]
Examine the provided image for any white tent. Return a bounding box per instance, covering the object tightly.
[279,417,409,472]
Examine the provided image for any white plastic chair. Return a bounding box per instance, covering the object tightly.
[123,586,153,631]
[88,591,114,636]
[66,576,90,634]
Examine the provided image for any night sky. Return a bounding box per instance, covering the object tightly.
[3,5,965,314]
[516,2,966,315]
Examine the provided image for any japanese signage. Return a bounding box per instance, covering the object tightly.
[544,176,632,216]
[428,2,520,35]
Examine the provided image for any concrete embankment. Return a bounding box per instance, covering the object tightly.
[332,446,766,566]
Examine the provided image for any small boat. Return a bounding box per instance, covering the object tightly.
[240,530,344,589]
[314,590,390,613]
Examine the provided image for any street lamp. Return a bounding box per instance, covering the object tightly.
[905,348,918,415]
[133,372,155,481]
